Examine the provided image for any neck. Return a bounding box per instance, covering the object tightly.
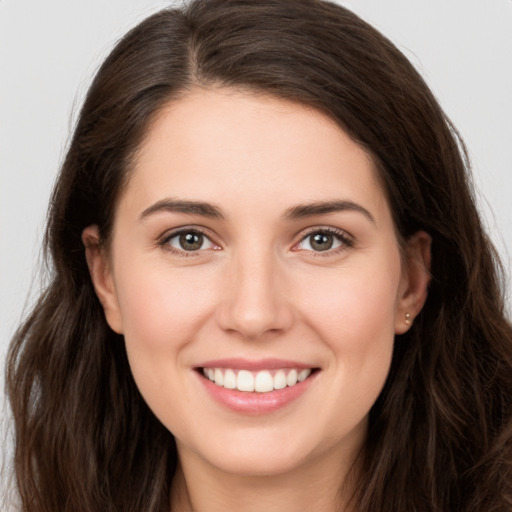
[170,442,361,512]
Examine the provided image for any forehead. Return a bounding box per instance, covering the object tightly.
[123,88,389,223]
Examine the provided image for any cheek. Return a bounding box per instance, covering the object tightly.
[114,259,218,352]
[301,255,401,342]
[297,252,401,405]
[110,260,221,422]
[111,260,219,426]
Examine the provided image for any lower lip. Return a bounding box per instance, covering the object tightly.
[197,371,318,415]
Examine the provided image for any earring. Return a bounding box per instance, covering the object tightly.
[405,312,411,325]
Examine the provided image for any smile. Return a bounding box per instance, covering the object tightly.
[196,359,320,414]
[202,367,312,393]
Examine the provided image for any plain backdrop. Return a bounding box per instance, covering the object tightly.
[1,0,511,485]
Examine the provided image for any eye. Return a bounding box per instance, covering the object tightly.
[162,229,218,253]
[294,229,353,253]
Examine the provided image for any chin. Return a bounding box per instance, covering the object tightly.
[208,446,311,478]
[178,424,348,479]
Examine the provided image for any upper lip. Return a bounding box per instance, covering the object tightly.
[196,358,317,371]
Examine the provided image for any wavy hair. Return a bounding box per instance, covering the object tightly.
[6,0,512,510]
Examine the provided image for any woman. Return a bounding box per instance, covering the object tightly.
[6,0,512,510]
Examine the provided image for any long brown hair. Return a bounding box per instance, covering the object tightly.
[6,0,512,510]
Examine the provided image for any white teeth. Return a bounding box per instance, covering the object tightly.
[203,367,313,393]
[274,370,287,390]
[237,370,254,392]
[223,369,237,389]
[254,371,273,393]
[214,368,224,387]
[274,370,286,389]
[286,369,298,387]
[298,369,311,382]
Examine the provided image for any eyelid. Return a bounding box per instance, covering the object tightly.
[157,224,353,257]
[292,226,354,255]
[158,225,221,255]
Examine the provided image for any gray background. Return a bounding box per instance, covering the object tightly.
[1,0,511,493]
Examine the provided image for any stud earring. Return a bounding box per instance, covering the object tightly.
[405,312,411,325]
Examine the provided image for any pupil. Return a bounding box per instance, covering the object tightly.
[180,232,203,251]
[311,233,333,251]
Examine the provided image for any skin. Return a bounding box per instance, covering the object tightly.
[84,88,431,512]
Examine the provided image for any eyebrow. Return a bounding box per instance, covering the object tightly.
[285,200,375,224]
[139,198,375,224]
[139,199,225,221]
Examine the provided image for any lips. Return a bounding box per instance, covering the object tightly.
[196,359,319,414]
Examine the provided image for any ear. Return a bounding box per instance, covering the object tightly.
[82,225,124,334]
[395,231,432,334]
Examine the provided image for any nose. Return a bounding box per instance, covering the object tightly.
[216,248,294,340]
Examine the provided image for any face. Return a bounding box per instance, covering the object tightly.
[85,88,430,480]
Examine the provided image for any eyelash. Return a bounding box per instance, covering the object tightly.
[293,227,354,257]
[158,227,218,257]
[158,226,354,257]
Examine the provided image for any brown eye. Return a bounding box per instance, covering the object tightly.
[295,229,349,253]
[179,232,204,251]
[309,233,334,251]
[165,230,216,252]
